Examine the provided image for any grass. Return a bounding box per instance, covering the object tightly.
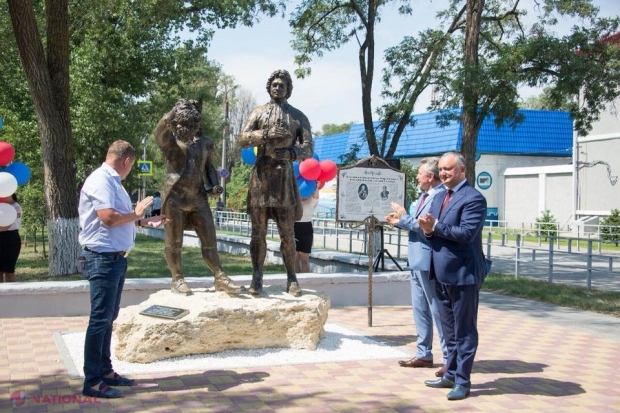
[14,234,620,317]
[16,234,285,282]
[485,230,620,252]
[482,274,620,317]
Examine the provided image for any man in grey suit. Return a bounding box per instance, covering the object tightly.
[386,157,447,377]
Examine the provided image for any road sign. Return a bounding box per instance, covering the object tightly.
[138,161,153,176]
[220,168,229,178]
[476,171,492,190]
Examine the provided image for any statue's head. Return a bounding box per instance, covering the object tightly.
[171,98,201,141]
[266,70,293,100]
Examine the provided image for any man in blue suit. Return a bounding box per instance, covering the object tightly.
[418,151,487,401]
[385,157,447,377]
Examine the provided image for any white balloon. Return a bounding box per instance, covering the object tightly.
[0,172,18,197]
[0,203,17,226]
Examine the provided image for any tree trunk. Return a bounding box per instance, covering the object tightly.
[461,0,485,184]
[359,0,379,157]
[8,0,79,275]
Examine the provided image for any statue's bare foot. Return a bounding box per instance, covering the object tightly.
[249,272,263,296]
[248,282,263,296]
[214,275,246,295]
[287,281,302,297]
[171,277,193,296]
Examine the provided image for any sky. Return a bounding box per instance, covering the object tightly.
[205,0,620,131]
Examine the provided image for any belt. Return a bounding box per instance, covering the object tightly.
[83,246,127,257]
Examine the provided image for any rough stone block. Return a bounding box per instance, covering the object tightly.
[113,287,330,363]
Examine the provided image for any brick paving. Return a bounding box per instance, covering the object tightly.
[1,298,619,412]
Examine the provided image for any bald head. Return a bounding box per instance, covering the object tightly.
[438,151,466,189]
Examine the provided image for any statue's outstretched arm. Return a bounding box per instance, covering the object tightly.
[153,109,177,152]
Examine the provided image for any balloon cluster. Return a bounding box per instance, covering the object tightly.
[0,137,31,226]
[240,147,337,198]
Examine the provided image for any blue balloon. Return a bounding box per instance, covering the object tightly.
[241,147,257,165]
[312,152,320,162]
[298,179,317,198]
[0,118,3,131]
[293,161,300,178]
[5,162,30,186]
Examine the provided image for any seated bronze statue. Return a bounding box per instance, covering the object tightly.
[154,99,244,296]
[238,69,314,297]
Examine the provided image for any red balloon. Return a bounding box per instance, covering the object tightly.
[299,158,321,180]
[318,160,338,182]
[317,181,325,190]
[0,142,15,167]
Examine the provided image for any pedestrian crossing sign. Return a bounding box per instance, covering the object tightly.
[138,161,153,176]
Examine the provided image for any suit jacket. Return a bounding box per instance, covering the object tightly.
[397,185,445,271]
[427,181,487,286]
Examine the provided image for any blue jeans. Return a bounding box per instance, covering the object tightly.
[81,250,127,387]
[410,269,447,363]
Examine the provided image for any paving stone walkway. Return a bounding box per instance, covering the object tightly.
[1,292,619,412]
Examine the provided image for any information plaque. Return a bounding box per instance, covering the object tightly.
[336,156,406,223]
[139,305,189,320]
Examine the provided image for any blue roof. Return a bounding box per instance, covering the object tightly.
[313,132,349,161]
[314,109,573,163]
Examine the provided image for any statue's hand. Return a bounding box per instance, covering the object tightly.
[268,126,292,140]
[269,137,292,149]
[163,107,175,124]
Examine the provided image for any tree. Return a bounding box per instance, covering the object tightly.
[225,162,252,212]
[535,209,558,240]
[521,87,573,111]
[7,0,79,275]
[428,0,620,183]
[600,209,620,245]
[290,0,413,157]
[4,0,283,275]
[379,4,465,159]
[313,122,354,137]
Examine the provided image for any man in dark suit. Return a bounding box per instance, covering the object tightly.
[418,151,487,401]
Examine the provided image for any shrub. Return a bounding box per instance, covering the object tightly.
[535,209,558,240]
[600,209,620,245]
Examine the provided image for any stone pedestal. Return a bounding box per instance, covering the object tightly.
[113,286,330,363]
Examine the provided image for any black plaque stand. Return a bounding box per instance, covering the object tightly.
[373,226,403,272]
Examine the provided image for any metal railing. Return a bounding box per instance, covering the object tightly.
[214,212,619,291]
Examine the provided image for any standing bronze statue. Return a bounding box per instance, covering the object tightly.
[154,98,245,296]
[238,69,314,297]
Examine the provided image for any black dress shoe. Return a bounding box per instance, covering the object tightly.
[447,384,470,400]
[424,377,455,388]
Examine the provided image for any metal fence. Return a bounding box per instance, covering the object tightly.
[214,212,619,291]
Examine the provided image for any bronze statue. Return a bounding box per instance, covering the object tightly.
[238,69,314,297]
[154,99,245,296]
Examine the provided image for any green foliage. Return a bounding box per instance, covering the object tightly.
[1,0,278,228]
[520,87,574,111]
[313,122,354,137]
[600,209,620,244]
[337,143,361,167]
[16,234,286,281]
[399,162,419,207]
[535,209,559,240]
[225,162,252,212]
[290,0,413,157]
